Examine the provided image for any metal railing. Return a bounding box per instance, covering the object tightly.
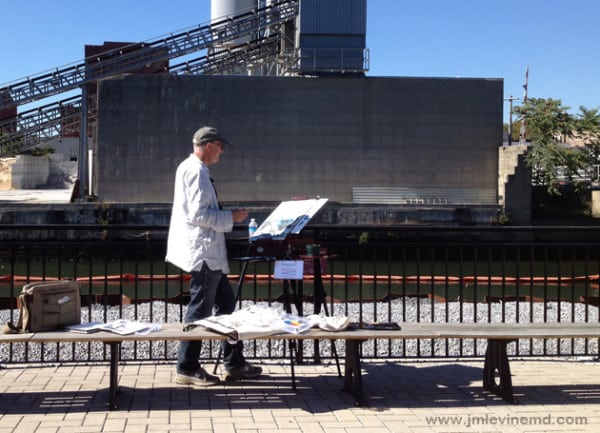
[1,224,599,364]
[291,47,369,75]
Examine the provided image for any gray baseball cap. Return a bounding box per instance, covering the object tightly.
[192,126,231,146]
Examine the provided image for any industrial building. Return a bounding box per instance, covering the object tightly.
[0,0,524,223]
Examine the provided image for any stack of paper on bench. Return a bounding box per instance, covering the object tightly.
[195,306,319,342]
[195,306,285,342]
[194,306,349,342]
[66,319,161,335]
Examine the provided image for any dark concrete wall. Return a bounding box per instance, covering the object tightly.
[95,74,502,203]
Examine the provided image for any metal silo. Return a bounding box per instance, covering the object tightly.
[210,0,257,47]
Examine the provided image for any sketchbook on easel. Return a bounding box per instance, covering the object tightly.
[249,198,328,242]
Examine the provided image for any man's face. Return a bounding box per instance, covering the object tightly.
[205,140,224,164]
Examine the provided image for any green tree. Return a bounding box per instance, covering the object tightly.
[515,98,573,145]
[575,107,600,179]
[514,98,584,195]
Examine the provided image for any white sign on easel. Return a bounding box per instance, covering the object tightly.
[274,260,304,280]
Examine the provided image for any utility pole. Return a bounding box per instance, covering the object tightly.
[519,66,529,145]
[504,96,519,146]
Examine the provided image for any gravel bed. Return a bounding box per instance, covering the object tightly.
[1,299,598,364]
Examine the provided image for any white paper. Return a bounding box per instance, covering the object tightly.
[65,321,104,333]
[305,314,351,331]
[65,319,158,335]
[98,320,153,335]
[274,260,304,280]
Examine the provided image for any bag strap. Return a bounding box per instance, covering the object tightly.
[1,322,23,334]
[2,293,28,334]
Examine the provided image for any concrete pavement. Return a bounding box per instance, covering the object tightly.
[1,357,599,432]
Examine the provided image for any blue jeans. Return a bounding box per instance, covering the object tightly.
[177,263,245,373]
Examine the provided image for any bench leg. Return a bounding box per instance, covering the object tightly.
[343,339,365,406]
[483,339,515,403]
[108,342,121,410]
[289,339,297,390]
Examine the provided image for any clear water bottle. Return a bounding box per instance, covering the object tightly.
[248,218,258,239]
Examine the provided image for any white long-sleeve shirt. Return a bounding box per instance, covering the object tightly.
[165,154,233,273]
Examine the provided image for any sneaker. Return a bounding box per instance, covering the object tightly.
[176,368,220,386]
[224,363,263,381]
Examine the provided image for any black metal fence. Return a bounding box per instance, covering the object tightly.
[1,224,600,364]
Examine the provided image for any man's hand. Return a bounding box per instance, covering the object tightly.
[232,209,249,223]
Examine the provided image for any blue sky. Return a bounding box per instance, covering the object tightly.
[1,0,598,122]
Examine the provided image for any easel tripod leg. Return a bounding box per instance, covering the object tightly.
[289,339,297,390]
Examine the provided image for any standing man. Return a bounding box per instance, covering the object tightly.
[166,126,262,385]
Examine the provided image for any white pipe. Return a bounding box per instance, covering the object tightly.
[88,149,94,197]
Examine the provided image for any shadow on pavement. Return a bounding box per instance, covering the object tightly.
[1,361,599,414]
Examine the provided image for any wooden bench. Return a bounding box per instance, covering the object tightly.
[2,322,600,409]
